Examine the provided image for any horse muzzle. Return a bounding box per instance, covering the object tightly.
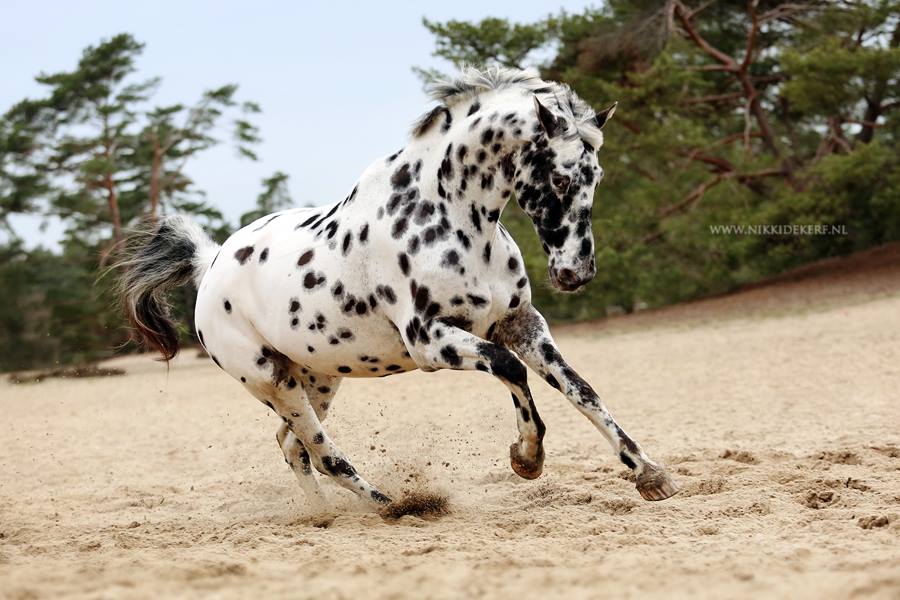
[549,263,596,292]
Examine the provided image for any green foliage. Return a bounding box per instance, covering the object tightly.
[422,17,556,69]
[0,240,123,371]
[0,33,262,370]
[422,1,900,320]
[1,93,63,232]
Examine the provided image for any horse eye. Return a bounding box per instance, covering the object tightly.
[551,174,570,192]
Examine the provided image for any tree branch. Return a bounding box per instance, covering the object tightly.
[685,64,735,72]
[704,131,761,150]
[683,92,744,105]
[657,166,785,221]
[659,173,729,218]
[856,21,899,143]
[743,95,755,151]
[829,117,852,154]
[735,167,785,183]
[618,120,643,134]
[673,1,738,69]
[843,117,883,129]
[740,0,760,73]
[674,0,782,157]
[685,0,717,20]
[758,3,816,24]
[681,150,735,173]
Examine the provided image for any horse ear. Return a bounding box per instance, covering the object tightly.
[533,96,561,138]
[593,102,617,130]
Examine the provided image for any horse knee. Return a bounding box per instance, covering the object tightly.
[476,342,526,385]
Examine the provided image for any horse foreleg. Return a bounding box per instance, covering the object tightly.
[412,321,546,479]
[494,305,680,501]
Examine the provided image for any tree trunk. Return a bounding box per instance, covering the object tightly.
[99,173,121,268]
[857,23,899,144]
[739,73,780,158]
[149,145,162,222]
[99,116,121,266]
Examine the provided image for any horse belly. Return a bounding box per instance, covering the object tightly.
[240,266,416,378]
[274,311,417,378]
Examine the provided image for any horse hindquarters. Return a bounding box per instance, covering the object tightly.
[195,294,390,507]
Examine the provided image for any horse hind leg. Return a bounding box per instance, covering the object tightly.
[277,392,391,507]
[202,320,388,509]
[275,422,327,510]
[249,363,390,508]
[299,371,341,421]
[299,374,415,507]
[196,318,323,507]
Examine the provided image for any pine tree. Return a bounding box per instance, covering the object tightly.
[0,33,264,370]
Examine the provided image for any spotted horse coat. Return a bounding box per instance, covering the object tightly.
[118,66,680,510]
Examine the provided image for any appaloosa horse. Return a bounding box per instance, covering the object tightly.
[119,66,679,509]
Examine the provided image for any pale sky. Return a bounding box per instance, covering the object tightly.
[2,1,598,250]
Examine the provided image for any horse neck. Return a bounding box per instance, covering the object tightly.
[414,92,533,239]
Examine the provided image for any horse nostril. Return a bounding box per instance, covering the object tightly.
[558,268,578,285]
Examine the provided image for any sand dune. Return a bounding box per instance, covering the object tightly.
[2,248,899,599]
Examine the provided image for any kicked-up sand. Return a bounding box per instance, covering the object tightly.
[1,244,899,599]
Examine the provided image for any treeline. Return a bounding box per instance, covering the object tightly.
[421,0,900,319]
[2,1,899,370]
[0,34,292,370]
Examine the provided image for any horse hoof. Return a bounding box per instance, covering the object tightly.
[636,464,680,501]
[509,442,544,480]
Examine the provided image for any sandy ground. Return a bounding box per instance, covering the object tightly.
[2,246,900,599]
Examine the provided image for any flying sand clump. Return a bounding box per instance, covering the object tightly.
[379,490,450,520]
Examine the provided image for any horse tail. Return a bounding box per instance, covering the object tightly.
[116,215,219,362]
